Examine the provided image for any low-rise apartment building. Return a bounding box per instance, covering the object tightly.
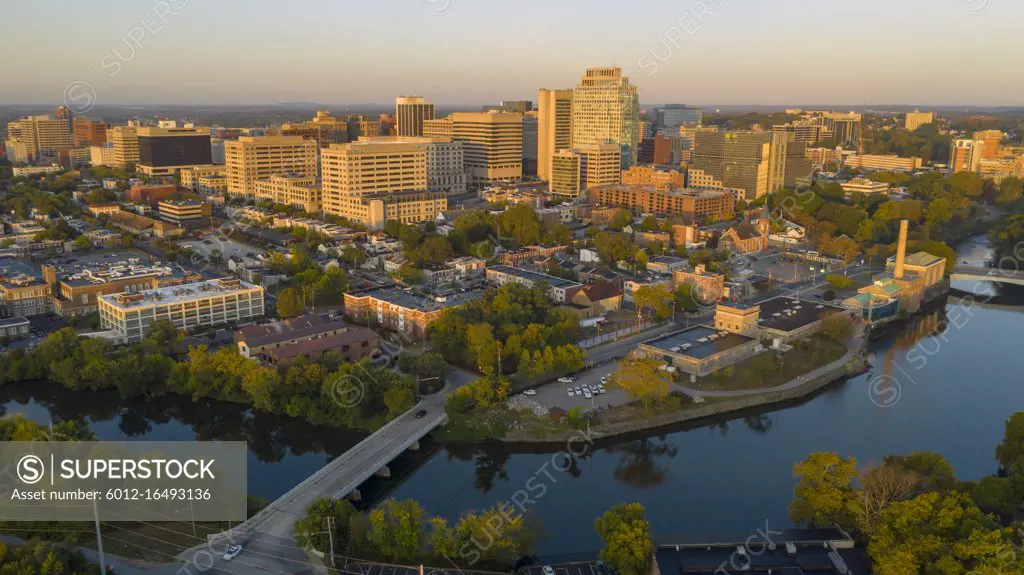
[254,174,321,213]
[343,286,486,340]
[99,278,265,343]
[235,313,353,358]
[590,184,737,222]
[485,265,583,303]
[0,276,52,317]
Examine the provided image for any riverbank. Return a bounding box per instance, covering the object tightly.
[492,332,869,445]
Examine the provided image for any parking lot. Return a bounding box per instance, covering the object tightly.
[520,561,604,575]
[344,562,502,575]
[180,235,262,262]
[524,363,633,412]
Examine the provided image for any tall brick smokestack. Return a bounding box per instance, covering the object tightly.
[894,219,909,280]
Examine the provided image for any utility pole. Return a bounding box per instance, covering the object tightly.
[93,499,107,575]
[326,517,336,567]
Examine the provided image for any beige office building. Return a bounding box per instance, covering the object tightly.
[336,191,447,229]
[843,153,923,172]
[224,136,318,197]
[549,143,621,198]
[950,139,984,174]
[320,139,428,217]
[4,140,32,164]
[537,88,574,181]
[423,117,454,139]
[7,116,72,160]
[180,165,227,189]
[571,67,639,165]
[905,110,934,132]
[396,96,435,137]
[973,130,1002,159]
[110,126,140,169]
[255,174,321,213]
[452,112,523,186]
[89,145,116,167]
[549,151,582,198]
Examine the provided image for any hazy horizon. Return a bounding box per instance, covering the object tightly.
[3,0,1022,108]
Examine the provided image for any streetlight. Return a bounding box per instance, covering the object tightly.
[175,500,197,537]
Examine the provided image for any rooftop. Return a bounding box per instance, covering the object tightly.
[262,328,378,361]
[236,313,349,347]
[888,251,945,268]
[100,278,261,309]
[642,325,756,360]
[487,265,582,289]
[758,297,844,333]
[349,286,486,313]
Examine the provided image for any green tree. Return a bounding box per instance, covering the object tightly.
[276,287,305,318]
[368,498,428,562]
[500,204,544,246]
[612,358,671,413]
[293,497,359,555]
[634,249,649,273]
[594,503,654,575]
[996,412,1024,471]
[868,491,1016,575]
[821,313,854,341]
[419,235,453,266]
[825,274,853,289]
[633,283,672,320]
[789,452,857,528]
[609,208,633,230]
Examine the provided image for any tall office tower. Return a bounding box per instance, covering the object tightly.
[73,117,108,146]
[522,113,538,176]
[136,127,213,176]
[537,88,574,181]
[691,131,772,200]
[549,150,582,198]
[819,112,861,146]
[572,67,640,166]
[225,136,318,197]
[8,115,73,160]
[766,133,812,194]
[396,96,435,137]
[657,105,703,135]
[320,140,444,227]
[905,110,934,132]
[55,105,73,122]
[451,112,523,186]
[973,130,1002,159]
[110,126,140,169]
[949,139,984,174]
[550,143,622,198]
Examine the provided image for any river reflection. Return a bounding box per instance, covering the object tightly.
[2,243,1023,555]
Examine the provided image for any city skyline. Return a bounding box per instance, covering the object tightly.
[2,0,1022,108]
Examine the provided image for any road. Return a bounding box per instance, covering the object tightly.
[176,390,450,574]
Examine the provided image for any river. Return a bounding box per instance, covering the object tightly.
[3,238,1022,556]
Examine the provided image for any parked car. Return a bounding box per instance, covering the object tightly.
[523,389,537,396]
[574,386,582,395]
[558,377,573,384]
[542,567,555,575]
[567,388,575,397]
[600,376,608,384]
[223,545,243,561]
[595,561,609,575]
[583,390,593,399]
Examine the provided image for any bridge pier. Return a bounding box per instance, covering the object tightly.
[407,440,420,452]
[374,466,391,479]
[346,489,362,502]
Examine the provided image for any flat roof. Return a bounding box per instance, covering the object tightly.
[487,265,582,289]
[642,325,755,360]
[99,278,261,309]
[350,286,485,313]
[758,296,844,333]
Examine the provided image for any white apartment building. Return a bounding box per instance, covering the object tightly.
[98,278,265,343]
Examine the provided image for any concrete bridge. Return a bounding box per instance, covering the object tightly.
[212,391,449,542]
[950,265,1024,286]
